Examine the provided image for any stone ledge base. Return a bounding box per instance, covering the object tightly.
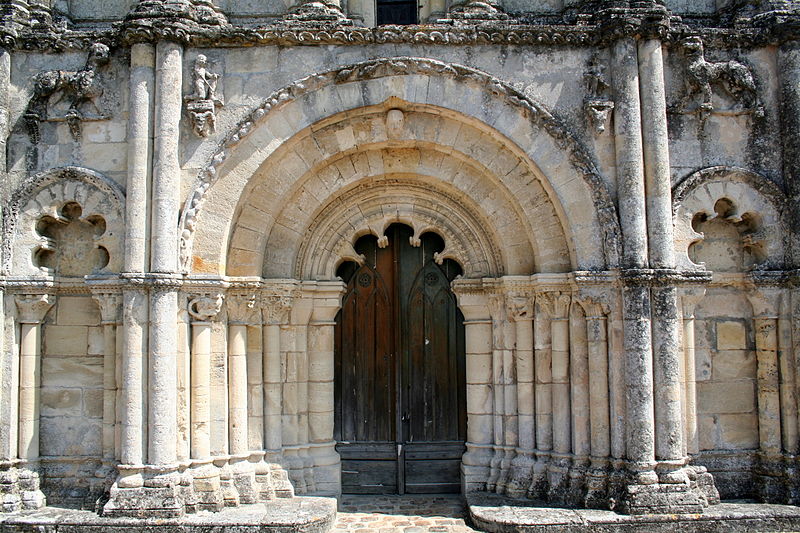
[468,493,800,533]
[1,497,337,532]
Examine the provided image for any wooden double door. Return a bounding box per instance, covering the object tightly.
[334,224,466,494]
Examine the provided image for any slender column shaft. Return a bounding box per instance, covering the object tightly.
[586,314,610,459]
[150,41,182,274]
[191,321,212,459]
[623,285,655,466]
[612,37,648,270]
[148,288,178,465]
[778,309,798,454]
[102,321,118,461]
[120,289,147,465]
[755,316,782,453]
[682,309,699,455]
[651,287,683,462]
[263,324,282,451]
[246,325,263,451]
[126,43,154,274]
[609,297,626,460]
[18,323,41,461]
[534,309,552,452]
[516,318,535,451]
[570,309,590,459]
[551,317,571,455]
[778,42,800,264]
[0,48,10,176]
[228,324,248,456]
[638,38,675,269]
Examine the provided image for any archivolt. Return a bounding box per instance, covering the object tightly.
[182,57,621,275]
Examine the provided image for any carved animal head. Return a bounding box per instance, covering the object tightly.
[681,36,704,56]
[88,43,110,67]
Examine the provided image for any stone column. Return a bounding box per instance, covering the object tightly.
[540,292,572,502]
[452,281,493,493]
[282,297,313,493]
[187,294,224,511]
[486,294,508,493]
[308,281,345,496]
[0,47,10,176]
[748,289,784,500]
[507,291,535,498]
[778,293,798,456]
[261,289,294,499]
[680,289,705,456]
[106,40,154,517]
[226,293,258,504]
[778,41,800,265]
[568,300,590,506]
[529,296,552,499]
[13,294,53,510]
[91,293,123,469]
[577,294,611,508]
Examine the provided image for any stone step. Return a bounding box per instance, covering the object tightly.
[0,496,336,533]
[468,493,800,533]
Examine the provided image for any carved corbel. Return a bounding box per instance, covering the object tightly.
[583,56,614,135]
[507,291,535,322]
[188,293,224,323]
[15,293,54,323]
[446,0,509,21]
[283,0,349,22]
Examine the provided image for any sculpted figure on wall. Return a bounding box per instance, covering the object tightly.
[23,43,111,143]
[184,54,224,137]
[676,36,763,118]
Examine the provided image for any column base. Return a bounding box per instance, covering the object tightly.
[230,457,259,505]
[545,453,571,504]
[0,464,46,512]
[505,449,535,498]
[462,443,493,493]
[103,467,189,518]
[191,463,224,512]
[756,452,793,503]
[616,465,717,515]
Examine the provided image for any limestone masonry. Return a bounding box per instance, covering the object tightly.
[0,0,799,521]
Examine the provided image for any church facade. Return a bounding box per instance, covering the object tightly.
[0,0,799,519]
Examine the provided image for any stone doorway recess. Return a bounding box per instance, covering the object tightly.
[334,224,467,494]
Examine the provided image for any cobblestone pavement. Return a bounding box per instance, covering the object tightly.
[334,495,480,532]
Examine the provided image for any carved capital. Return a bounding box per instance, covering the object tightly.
[260,290,294,325]
[92,292,123,324]
[226,292,259,325]
[15,293,54,323]
[747,288,782,318]
[679,288,706,318]
[574,292,610,319]
[506,291,534,322]
[537,291,571,320]
[188,293,224,322]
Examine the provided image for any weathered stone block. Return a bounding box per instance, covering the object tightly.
[697,381,756,414]
[716,320,747,350]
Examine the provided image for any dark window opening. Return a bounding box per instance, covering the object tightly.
[377,0,417,25]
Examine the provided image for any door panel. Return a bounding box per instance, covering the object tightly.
[335,225,465,494]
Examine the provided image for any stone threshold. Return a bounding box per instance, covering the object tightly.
[468,493,800,533]
[0,496,337,532]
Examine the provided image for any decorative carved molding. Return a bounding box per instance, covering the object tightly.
[283,0,349,23]
[14,293,54,323]
[179,57,621,272]
[122,0,228,44]
[23,42,111,144]
[444,0,509,22]
[184,54,223,137]
[260,284,297,325]
[678,287,705,318]
[574,291,610,319]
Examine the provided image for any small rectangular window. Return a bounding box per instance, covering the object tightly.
[376,0,417,25]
